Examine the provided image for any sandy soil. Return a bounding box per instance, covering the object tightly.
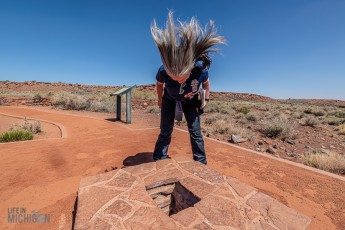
[0,106,344,230]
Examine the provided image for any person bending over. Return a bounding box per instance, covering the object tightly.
[150,11,225,165]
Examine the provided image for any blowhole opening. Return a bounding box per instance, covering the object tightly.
[146,181,200,216]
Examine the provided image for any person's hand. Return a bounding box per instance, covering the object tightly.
[200,100,207,109]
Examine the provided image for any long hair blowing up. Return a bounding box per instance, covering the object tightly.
[151,11,226,79]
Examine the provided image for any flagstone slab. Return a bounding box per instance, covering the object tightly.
[179,161,225,183]
[226,176,257,198]
[247,192,312,230]
[74,157,312,230]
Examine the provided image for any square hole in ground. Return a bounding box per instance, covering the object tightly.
[146,181,200,216]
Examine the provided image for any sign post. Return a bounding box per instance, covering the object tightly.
[110,85,136,124]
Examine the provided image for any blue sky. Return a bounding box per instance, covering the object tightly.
[0,0,344,100]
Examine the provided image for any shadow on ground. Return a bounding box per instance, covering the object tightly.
[123,152,154,167]
[105,118,127,124]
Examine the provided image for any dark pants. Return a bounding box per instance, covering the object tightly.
[153,94,207,164]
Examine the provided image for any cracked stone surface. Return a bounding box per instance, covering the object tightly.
[74,156,312,229]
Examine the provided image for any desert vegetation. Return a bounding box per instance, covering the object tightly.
[0,118,41,143]
[1,80,344,175]
[171,98,345,175]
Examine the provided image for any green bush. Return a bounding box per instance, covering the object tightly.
[0,130,33,143]
[237,106,250,115]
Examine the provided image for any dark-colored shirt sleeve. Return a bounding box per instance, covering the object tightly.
[156,66,164,83]
[201,69,209,83]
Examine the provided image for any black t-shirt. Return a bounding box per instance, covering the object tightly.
[156,62,209,101]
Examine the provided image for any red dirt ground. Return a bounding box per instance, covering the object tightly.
[0,105,345,230]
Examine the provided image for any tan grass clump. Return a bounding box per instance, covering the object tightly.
[302,152,345,174]
[338,124,345,135]
[10,117,41,134]
[301,116,319,127]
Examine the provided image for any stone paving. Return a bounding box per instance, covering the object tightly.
[74,156,311,229]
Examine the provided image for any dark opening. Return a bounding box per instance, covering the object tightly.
[146,181,200,216]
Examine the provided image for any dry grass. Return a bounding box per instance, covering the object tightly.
[261,117,291,139]
[337,124,345,135]
[302,152,345,174]
[50,92,118,113]
[10,118,41,134]
[323,116,345,126]
[301,116,319,127]
[132,89,156,101]
[146,106,160,114]
[203,114,253,140]
[204,101,233,114]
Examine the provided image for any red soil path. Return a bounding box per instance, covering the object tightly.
[0,106,344,230]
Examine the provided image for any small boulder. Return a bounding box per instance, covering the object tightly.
[231,135,248,144]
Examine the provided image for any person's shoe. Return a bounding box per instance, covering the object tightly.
[153,155,171,161]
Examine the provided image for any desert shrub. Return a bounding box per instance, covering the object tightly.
[234,113,245,120]
[203,114,227,125]
[51,93,90,111]
[211,119,253,140]
[267,110,282,119]
[246,113,257,122]
[33,93,42,99]
[303,108,313,114]
[328,110,345,118]
[292,112,304,119]
[132,89,156,100]
[337,124,345,135]
[146,106,160,114]
[204,101,232,114]
[302,152,345,174]
[11,118,41,134]
[324,117,345,126]
[213,119,229,134]
[237,106,250,115]
[46,92,54,97]
[312,110,325,116]
[255,104,269,111]
[261,117,290,138]
[0,130,33,143]
[303,107,325,116]
[204,117,216,125]
[301,116,319,127]
[89,101,109,112]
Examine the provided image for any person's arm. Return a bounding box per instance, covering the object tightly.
[201,79,210,109]
[156,81,164,108]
